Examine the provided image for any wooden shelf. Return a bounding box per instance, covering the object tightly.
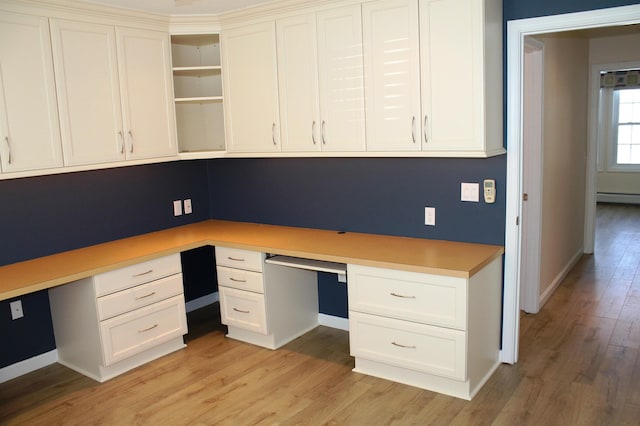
[171,32,225,154]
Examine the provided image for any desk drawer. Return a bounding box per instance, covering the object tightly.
[348,264,467,330]
[349,311,466,381]
[100,295,187,366]
[219,286,267,335]
[217,266,263,293]
[97,273,184,321]
[215,247,264,272]
[95,254,182,297]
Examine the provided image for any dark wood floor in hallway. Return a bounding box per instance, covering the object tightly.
[1,203,639,425]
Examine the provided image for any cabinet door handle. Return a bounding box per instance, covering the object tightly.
[135,291,156,300]
[233,307,250,314]
[321,120,326,145]
[4,136,10,164]
[272,123,276,146]
[118,131,124,154]
[390,292,416,299]
[411,116,416,144]
[132,269,153,277]
[128,130,134,153]
[423,115,428,144]
[229,277,247,283]
[138,324,158,333]
[391,341,416,349]
[227,257,245,262]
[312,121,317,145]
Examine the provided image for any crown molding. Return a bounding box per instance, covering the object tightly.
[0,0,170,29]
[218,0,364,26]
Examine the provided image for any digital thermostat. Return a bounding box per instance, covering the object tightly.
[484,179,496,203]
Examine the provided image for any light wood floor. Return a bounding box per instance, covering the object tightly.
[2,203,640,425]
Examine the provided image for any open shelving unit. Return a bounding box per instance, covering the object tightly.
[171,33,225,154]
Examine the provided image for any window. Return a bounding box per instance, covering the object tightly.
[614,88,640,165]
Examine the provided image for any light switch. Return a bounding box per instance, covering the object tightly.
[425,207,436,226]
[461,183,480,202]
[184,199,192,214]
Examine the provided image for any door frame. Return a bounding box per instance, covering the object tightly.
[502,4,640,364]
[519,37,544,314]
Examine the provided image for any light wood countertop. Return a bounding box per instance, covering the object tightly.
[0,220,504,301]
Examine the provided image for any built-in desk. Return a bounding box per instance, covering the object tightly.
[0,219,503,301]
[0,220,504,399]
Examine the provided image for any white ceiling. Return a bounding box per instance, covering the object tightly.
[81,0,277,16]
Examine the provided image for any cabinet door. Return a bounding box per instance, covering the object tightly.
[0,13,62,173]
[420,0,482,153]
[276,14,321,152]
[317,6,366,152]
[116,28,177,160]
[222,22,280,153]
[363,0,421,151]
[50,19,125,166]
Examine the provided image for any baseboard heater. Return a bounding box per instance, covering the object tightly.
[597,193,640,205]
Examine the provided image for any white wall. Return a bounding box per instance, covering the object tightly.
[590,33,640,196]
[535,34,589,298]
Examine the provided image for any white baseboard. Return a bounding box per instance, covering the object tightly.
[597,193,640,205]
[185,292,219,313]
[539,249,583,309]
[0,350,58,383]
[318,313,349,331]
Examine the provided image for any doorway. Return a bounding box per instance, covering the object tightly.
[502,4,640,364]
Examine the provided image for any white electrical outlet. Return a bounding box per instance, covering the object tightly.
[425,207,436,226]
[173,200,182,216]
[10,300,24,320]
[184,199,192,214]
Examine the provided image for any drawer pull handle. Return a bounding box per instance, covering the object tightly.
[138,324,158,333]
[391,342,416,349]
[133,269,153,277]
[229,277,247,283]
[390,292,416,299]
[136,292,156,300]
[233,307,250,314]
[227,257,245,262]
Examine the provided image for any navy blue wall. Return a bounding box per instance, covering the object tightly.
[208,157,506,245]
[503,0,639,20]
[0,161,210,368]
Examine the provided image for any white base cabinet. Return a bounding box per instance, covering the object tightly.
[215,247,319,349]
[348,257,502,400]
[49,254,187,382]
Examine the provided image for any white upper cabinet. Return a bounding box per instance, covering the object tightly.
[362,0,421,151]
[276,14,321,152]
[51,19,176,167]
[222,21,281,153]
[419,0,503,157]
[316,5,366,152]
[51,20,125,166]
[277,5,366,153]
[116,27,177,161]
[0,12,62,173]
